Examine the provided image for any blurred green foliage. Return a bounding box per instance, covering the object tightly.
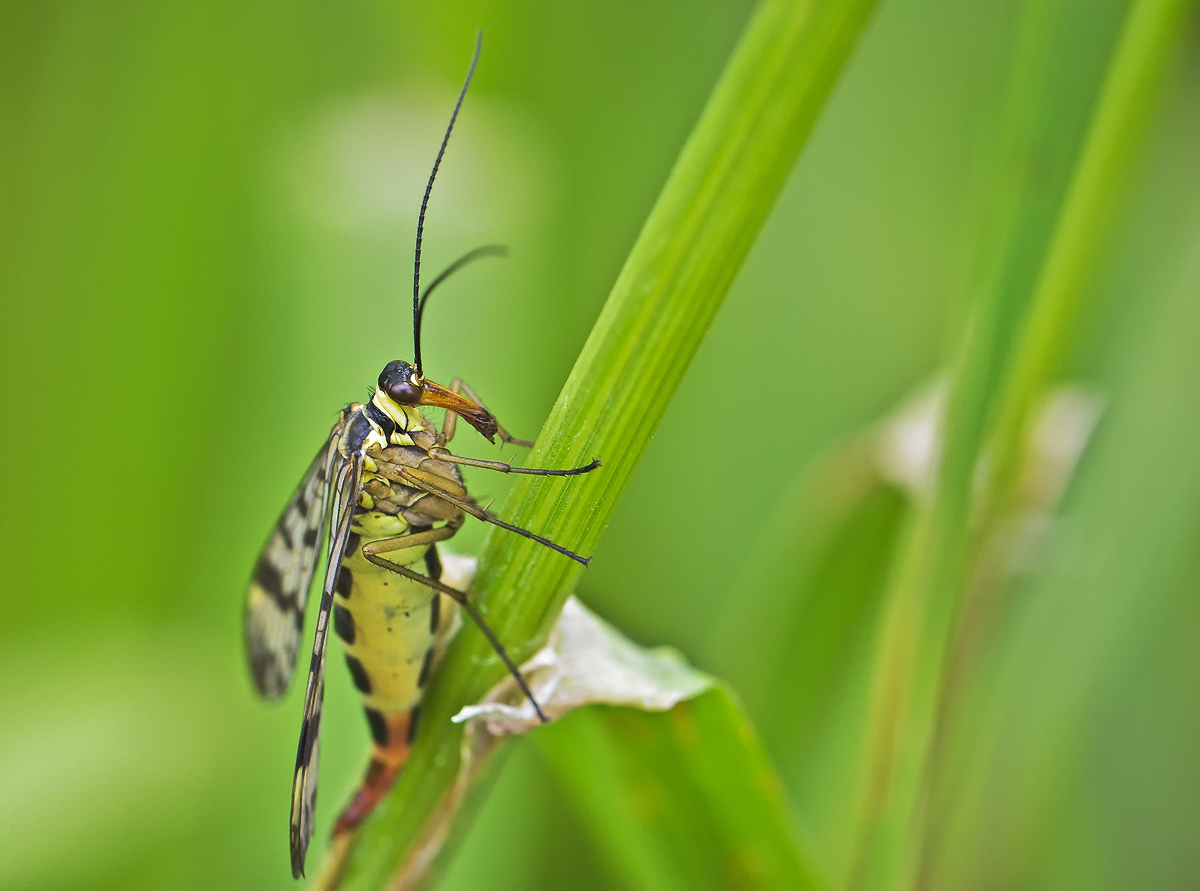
[2,1,1199,890]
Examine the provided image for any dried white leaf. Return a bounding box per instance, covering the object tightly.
[453,596,712,734]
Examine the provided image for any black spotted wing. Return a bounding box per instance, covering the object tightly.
[290,454,362,878]
[244,424,343,699]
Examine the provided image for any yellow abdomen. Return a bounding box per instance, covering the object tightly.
[332,510,456,718]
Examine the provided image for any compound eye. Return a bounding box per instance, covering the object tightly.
[387,375,424,405]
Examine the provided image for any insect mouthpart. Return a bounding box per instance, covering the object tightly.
[417,378,500,443]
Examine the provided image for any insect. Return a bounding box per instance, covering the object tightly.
[242,32,599,879]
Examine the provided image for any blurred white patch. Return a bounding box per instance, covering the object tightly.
[874,378,1101,512]
[870,377,1103,593]
[265,84,563,402]
[876,377,948,499]
[1022,387,1103,508]
[282,87,553,250]
[438,550,477,592]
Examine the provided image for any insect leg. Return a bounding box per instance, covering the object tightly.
[428,446,600,477]
[396,467,591,565]
[361,520,460,555]
[360,540,548,724]
[440,377,534,448]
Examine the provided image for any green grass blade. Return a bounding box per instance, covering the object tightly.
[332,0,881,887]
[539,687,822,891]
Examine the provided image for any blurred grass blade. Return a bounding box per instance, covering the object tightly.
[849,0,1193,887]
[711,438,909,728]
[923,118,1200,888]
[708,390,935,882]
[333,0,881,887]
[983,0,1195,514]
[735,476,910,884]
[538,687,821,891]
[921,0,1197,884]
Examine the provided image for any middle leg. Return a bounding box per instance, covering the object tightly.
[360,537,548,724]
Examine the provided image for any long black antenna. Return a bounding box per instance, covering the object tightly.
[413,30,482,379]
[416,243,507,345]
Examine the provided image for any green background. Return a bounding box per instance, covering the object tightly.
[2,1,1198,889]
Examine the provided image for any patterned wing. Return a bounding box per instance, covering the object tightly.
[244,426,342,699]
[290,454,362,878]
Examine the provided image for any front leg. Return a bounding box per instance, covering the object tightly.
[439,377,534,448]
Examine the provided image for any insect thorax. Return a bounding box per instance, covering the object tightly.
[340,392,426,458]
[336,396,468,542]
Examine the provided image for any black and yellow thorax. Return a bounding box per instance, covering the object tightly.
[331,393,466,727]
